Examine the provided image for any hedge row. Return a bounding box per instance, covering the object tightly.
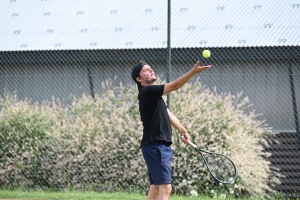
[0,79,276,197]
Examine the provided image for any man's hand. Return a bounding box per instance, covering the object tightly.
[180,133,190,145]
[193,60,212,73]
[163,60,211,95]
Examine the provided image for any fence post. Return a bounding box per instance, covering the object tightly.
[288,61,300,146]
[167,0,171,108]
[84,51,95,99]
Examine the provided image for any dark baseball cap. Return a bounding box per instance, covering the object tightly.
[131,61,147,90]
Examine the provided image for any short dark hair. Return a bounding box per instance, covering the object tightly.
[139,60,147,66]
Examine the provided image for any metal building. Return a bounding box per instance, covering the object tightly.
[1,0,299,130]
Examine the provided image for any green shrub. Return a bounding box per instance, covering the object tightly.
[44,81,147,192]
[0,79,274,198]
[0,93,57,188]
[169,80,273,197]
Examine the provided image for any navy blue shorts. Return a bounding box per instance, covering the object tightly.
[141,141,173,185]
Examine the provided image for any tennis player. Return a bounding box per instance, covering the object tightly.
[131,60,211,200]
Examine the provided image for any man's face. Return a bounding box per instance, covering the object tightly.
[138,65,156,85]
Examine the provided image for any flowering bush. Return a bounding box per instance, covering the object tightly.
[0,79,274,197]
[170,80,273,197]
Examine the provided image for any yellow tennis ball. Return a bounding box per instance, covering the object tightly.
[202,50,211,58]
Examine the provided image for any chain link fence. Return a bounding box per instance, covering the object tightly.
[0,0,299,198]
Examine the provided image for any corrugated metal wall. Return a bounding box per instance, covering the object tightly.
[1,48,299,132]
[264,132,300,198]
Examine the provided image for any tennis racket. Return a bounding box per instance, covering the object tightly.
[181,135,237,184]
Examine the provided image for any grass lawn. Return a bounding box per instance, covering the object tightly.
[0,190,234,200]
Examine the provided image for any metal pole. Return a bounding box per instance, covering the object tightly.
[84,51,95,99]
[87,65,95,99]
[288,61,300,145]
[166,0,171,108]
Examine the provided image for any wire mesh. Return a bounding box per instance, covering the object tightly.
[0,0,299,198]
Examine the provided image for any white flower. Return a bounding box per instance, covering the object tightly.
[210,189,215,193]
[234,184,239,188]
[192,174,198,179]
[220,194,226,198]
[229,189,234,194]
[190,190,198,197]
[180,179,187,186]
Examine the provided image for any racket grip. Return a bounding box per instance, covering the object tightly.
[180,135,198,149]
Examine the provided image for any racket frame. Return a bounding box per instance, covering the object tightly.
[182,136,237,184]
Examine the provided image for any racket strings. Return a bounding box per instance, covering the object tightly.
[206,154,236,183]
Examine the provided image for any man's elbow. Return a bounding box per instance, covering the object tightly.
[171,84,181,91]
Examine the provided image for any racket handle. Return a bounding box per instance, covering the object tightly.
[180,135,198,149]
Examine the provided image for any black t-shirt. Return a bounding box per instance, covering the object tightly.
[138,84,172,146]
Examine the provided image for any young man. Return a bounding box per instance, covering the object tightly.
[131,60,212,200]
